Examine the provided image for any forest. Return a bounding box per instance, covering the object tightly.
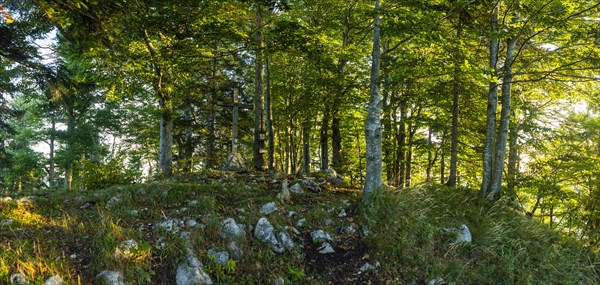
[1,0,600,284]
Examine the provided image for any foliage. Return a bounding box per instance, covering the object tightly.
[79,158,138,190]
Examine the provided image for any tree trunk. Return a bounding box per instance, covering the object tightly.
[266,58,275,171]
[158,95,174,175]
[48,117,56,189]
[253,5,265,171]
[481,4,500,196]
[440,129,447,183]
[205,58,217,169]
[488,35,519,200]
[405,111,418,188]
[447,12,464,187]
[507,110,519,196]
[363,0,382,201]
[182,106,194,172]
[302,122,311,174]
[320,111,330,171]
[143,29,173,175]
[397,100,407,188]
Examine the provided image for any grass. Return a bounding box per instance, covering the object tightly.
[1,173,599,284]
[363,186,600,284]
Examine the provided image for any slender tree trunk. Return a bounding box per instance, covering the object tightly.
[302,122,311,174]
[426,127,433,182]
[481,2,500,197]
[253,5,265,171]
[405,115,417,188]
[48,118,56,189]
[397,100,407,188]
[182,107,194,172]
[266,58,275,171]
[158,95,174,175]
[320,112,330,170]
[507,110,519,196]
[440,129,447,183]
[447,12,464,187]
[363,0,382,201]
[488,35,519,200]
[332,116,342,170]
[205,58,217,169]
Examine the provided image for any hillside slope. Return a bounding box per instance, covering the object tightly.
[1,172,598,284]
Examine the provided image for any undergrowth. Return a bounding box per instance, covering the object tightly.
[363,186,600,284]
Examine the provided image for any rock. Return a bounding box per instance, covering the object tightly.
[222,152,246,172]
[296,218,306,228]
[338,209,347,218]
[44,275,63,285]
[128,209,139,216]
[207,249,229,265]
[345,225,356,234]
[158,218,181,234]
[115,239,139,258]
[318,242,335,254]
[276,180,291,202]
[96,271,126,285]
[288,211,297,217]
[274,277,285,285]
[220,218,246,239]
[289,183,304,194]
[1,218,15,227]
[427,277,446,285]
[325,168,344,186]
[186,219,198,228]
[310,230,333,243]
[177,256,212,285]
[277,231,294,251]
[260,202,277,215]
[189,200,199,206]
[106,196,121,208]
[10,273,27,285]
[443,224,472,243]
[342,199,351,206]
[227,241,243,260]
[456,224,472,243]
[254,217,284,253]
[325,219,333,226]
[359,263,376,272]
[302,178,320,192]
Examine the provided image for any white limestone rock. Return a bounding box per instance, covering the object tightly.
[44,275,63,285]
[254,217,284,253]
[115,239,139,259]
[207,249,229,265]
[219,218,246,239]
[10,273,27,285]
[1,218,14,227]
[260,202,277,215]
[96,270,126,285]
[318,242,335,254]
[227,241,243,260]
[289,183,304,194]
[276,180,291,202]
[176,256,212,285]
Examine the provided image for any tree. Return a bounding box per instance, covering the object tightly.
[363,0,382,201]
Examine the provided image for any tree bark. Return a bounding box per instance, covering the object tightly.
[320,112,330,171]
[481,4,500,196]
[507,110,519,196]
[48,117,55,189]
[266,58,275,171]
[302,122,311,174]
[182,106,194,172]
[363,0,382,202]
[205,57,217,169]
[447,11,464,187]
[253,4,265,171]
[488,35,519,200]
[143,29,173,175]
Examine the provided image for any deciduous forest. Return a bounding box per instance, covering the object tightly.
[1,0,600,284]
